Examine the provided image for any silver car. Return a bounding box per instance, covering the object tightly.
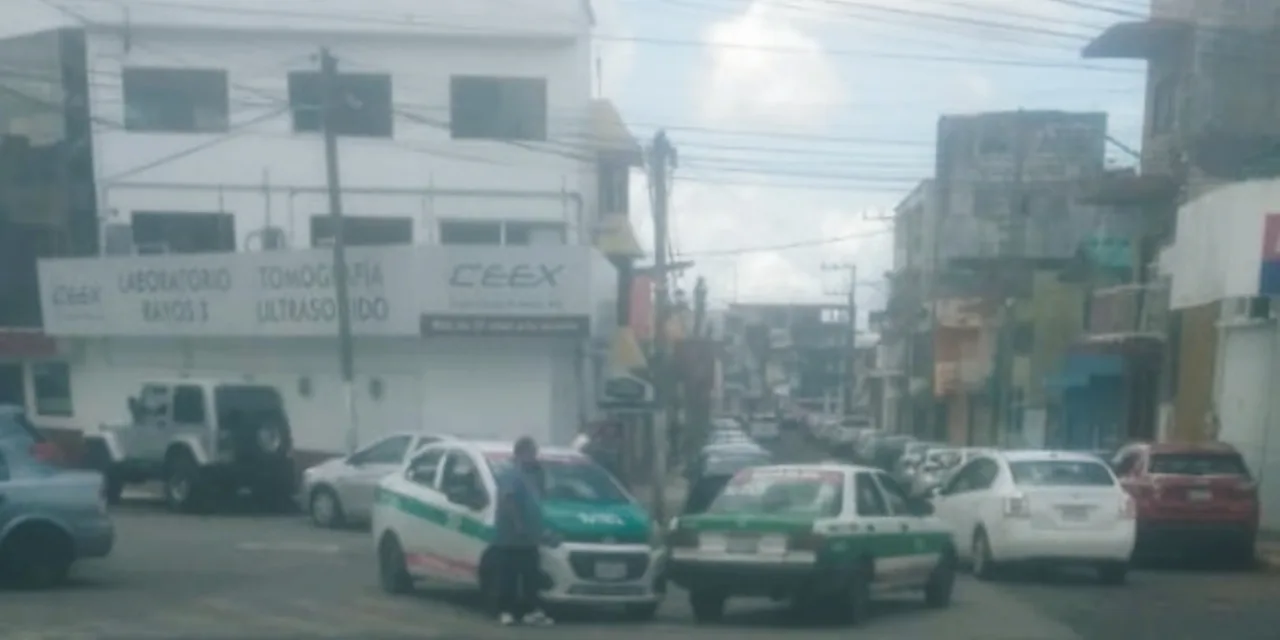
[302,431,454,528]
[0,442,114,588]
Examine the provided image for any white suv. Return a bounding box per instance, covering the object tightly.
[928,450,1135,584]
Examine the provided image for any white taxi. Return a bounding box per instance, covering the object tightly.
[928,450,1135,584]
[371,440,666,619]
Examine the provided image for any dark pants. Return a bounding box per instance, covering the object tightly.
[495,545,541,616]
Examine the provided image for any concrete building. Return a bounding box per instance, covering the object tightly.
[6,0,642,460]
[1082,0,1280,443]
[720,303,852,416]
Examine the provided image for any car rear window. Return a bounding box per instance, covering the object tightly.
[1010,460,1116,487]
[708,467,843,517]
[1149,453,1250,477]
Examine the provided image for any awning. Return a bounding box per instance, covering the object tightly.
[608,326,647,374]
[1082,20,1191,60]
[594,214,645,258]
[589,100,643,166]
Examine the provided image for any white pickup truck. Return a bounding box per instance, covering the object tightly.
[84,379,297,513]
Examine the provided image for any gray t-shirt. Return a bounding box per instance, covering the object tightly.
[494,465,543,547]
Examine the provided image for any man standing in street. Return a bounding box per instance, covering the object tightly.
[494,436,554,626]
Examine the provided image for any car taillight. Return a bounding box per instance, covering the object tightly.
[1119,496,1136,519]
[1003,495,1031,519]
[30,441,63,465]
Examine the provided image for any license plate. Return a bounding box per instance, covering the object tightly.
[1188,489,1212,502]
[1059,506,1090,521]
[594,561,627,580]
[726,537,758,554]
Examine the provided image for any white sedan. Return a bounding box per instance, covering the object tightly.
[301,431,454,528]
[929,450,1135,584]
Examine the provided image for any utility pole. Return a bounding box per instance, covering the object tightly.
[648,131,676,523]
[319,47,359,454]
[992,111,1034,447]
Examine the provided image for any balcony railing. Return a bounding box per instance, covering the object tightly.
[1086,281,1169,338]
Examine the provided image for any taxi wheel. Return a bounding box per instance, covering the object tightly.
[689,590,726,623]
[838,563,873,626]
[924,550,957,608]
[971,530,1001,581]
[378,534,413,595]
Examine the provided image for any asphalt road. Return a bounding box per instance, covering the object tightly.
[1,429,1276,639]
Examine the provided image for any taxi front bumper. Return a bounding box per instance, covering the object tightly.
[540,543,666,606]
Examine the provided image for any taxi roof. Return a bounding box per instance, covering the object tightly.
[464,440,584,459]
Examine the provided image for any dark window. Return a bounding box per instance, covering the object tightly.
[131,211,236,254]
[171,385,205,424]
[942,458,999,494]
[599,162,629,215]
[441,450,487,498]
[1010,460,1116,486]
[122,67,228,133]
[407,448,446,487]
[31,362,71,417]
[350,435,412,466]
[310,215,412,247]
[439,220,501,245]
[505,222,564,245]
[287,72,393,138]
[978,129,1009,155]
[1151,78,1176,135]
[450,76,547,141]
[855,472,889,516]
[874,472,912,515]
[1149,453,1250,477]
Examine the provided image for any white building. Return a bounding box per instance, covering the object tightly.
[1163,178,1280,530]
[10,0,644,460]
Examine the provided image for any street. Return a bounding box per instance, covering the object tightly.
[1,430,1277,639]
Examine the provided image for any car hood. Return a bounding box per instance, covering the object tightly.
[541,499,652,540]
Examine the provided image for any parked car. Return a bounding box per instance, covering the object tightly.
[666,463,955,625]
[0,405,66,466]
[0,441,114,589]
[85,380,297,513]
[861,434,916,471]
[372,440,665,620]
[747,416,780,441]
[683,441,772,515]
[1111,441,1257,566]
[895,441,947,484]
[929,450,1134,584]
[302,431,455,528]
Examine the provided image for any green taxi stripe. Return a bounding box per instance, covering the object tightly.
[376,487,494,542]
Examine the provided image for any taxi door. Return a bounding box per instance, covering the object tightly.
[853,472,910,586]
[393,446,453,586]
[433,449,496,589]
[873,471,940,584]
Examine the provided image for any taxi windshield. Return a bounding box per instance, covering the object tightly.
[706,468,843,517]
[487,454,631,505]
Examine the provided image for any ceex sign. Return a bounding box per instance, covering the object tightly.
[38,245,602,338]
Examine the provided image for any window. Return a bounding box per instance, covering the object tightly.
[978,129,1009,155]
[407,448,446,487]
[1150,78,1176,135]
[438,220,565,246]
[132,212,236,254]
[942,458,998,495]
[1148,453,1250,477]
[450,76,547,141]
[1010,460,1115,487]
[1113,451,1140,476]
[874,472,913,515]
[310,215,412,247]
[855,472,889,516]
[350,435,412,466]
[287,71,393,138]
[708,468,843,517]
[505,222,564,245]
[599,162,629,215]
[31,362,71,417]
[171,385,205,424]
[441,450,487,496]
[136,384,171,424]
[123,67,229,133]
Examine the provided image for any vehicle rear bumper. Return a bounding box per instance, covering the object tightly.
[667,550,837,596]
[74,517,115,559]
[991,521,1135,564]
[1136,520,1256,552]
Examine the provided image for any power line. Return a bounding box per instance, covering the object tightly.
[679,228,892,257]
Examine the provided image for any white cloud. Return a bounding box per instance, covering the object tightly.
[695,1,845,129]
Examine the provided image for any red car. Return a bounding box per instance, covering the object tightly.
[1111,441,1257,565]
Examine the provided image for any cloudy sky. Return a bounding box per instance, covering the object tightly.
[595,0,1147,314]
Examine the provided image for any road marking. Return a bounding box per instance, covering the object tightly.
[235,541,343,553]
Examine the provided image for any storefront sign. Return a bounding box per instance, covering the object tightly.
[420,314,589,337]
[40,245,611,338]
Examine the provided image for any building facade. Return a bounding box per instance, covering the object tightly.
[7,0,641,459]
[720,303,852,416]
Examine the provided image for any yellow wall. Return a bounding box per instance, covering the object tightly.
[1015,271,1087,408]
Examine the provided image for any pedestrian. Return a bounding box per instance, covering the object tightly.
[493,436,554,626]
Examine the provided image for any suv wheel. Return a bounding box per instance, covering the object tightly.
[164,451,205,513]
